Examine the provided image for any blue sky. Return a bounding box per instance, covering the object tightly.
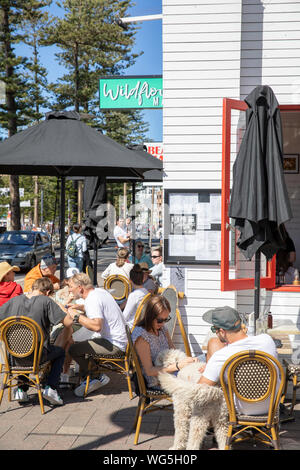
[39,0,163,142]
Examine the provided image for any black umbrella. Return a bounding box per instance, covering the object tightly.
[0,111,162,279]
[228,85,292,332]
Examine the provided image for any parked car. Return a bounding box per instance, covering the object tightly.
[0,230,54,271]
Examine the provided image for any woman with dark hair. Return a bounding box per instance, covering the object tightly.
[66,223,87,271]
[131,294,196,390]
[122,264,149,327]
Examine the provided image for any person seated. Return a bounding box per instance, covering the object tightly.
[276,249,296,284]
[197,306,278,415]
[55,267,81,306]
[24,255,60,293]
[140,262,158,294]
[0,262,23,307]
[149,246,163,286]
[121,264,149,329]
[0,277,74,406]
[129,239,153,268]
[67,273,128,397]
[101,248,133,280]
[132,294,197,391]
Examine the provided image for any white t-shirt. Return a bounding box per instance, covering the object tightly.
[203,334,278,415]
[122,287,149,329]
[75,288,127,351]
[101,262,133,280]
[113,225,129,248]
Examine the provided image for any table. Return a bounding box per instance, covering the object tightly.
[267,325,300,356]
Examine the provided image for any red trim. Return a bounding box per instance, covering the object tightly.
[221,97,276,291]
[267,285,300,292]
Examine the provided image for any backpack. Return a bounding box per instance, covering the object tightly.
[67,234,78,258]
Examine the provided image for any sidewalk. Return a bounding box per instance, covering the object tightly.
[0,369,299,451]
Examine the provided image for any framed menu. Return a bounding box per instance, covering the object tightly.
[164,189,222,265]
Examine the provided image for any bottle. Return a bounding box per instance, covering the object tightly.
[267,311,273,329]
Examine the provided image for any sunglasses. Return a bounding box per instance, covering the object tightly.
[156,315,171,324]
[136,244,144,248]
[151,255,160,258]
[211,326,220,333]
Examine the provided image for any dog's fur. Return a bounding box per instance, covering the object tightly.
[155,349,228,450]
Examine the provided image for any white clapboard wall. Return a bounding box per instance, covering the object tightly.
[162,0,300,354]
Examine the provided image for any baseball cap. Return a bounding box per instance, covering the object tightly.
[66,267,79,278]
[40,255,56,269]
[203,306,241,331]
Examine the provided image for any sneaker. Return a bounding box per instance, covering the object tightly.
[74,374,110,398]
[43,385,63,406]
[14,387,29,403]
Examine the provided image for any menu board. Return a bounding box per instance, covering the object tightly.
[164,189,222,265]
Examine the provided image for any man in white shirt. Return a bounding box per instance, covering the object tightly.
[113,218,130,248]
[67,273,127,397]
[198,306,279,416]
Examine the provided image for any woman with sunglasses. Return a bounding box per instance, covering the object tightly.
[132,294,196,390]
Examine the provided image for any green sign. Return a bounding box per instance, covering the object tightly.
[99,76,163,109]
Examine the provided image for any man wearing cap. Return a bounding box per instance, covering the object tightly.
[198,306,278,415]
[24,255,60,293]
[0,262,23,307]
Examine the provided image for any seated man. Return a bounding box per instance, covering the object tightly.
[0,277,74,406]
[67,273,128,397]
[24,255,60,293]
[149,246,163,286]
[198,306,278,416]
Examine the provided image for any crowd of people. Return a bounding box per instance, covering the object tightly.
[0,219,285,444]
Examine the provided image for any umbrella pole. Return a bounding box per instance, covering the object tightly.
[254,250,261,335]
[132,182,136,262]
[60,175,66,281]
[93,240,98,286]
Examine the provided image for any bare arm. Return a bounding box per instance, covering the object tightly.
[197,375,217,386]
[135,336,195,378]
[68,308,102,332]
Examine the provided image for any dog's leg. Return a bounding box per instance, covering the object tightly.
[212,404,229,450]
[186,408,210,450]
[169,394,193,450]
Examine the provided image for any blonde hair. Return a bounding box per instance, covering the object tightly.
[70,273,93,289]
[116,247,129,267]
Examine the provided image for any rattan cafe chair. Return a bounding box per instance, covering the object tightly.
[83,293,152,400]
[220,349,285,450]
[0,316,50,414]
[125,325,173,445]
[104,274,132,303]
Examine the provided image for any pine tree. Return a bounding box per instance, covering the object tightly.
[0,1,50,230]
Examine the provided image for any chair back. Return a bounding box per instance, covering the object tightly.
[161,285,191,356]
[131,293,152,332]
[0,316,45,372]
[220,350,285,426]
[125,325,147,396]
[104,274,132,301]
[86,265,94,283]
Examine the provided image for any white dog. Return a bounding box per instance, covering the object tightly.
[155,349,228,450]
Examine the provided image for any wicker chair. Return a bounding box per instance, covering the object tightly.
[161,285,191,356]
[83,293,152,399]
[104,274,132,303]
[0,316,50,414]
[125,325,173,445]
[280,360,300,418]
[220,349,285,450]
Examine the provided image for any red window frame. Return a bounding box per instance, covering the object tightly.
[221,99,299,291]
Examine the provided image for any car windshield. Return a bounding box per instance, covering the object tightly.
[0,232,35,245]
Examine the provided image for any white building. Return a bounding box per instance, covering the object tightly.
[162,0,300,354]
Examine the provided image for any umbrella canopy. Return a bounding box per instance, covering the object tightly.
[228,85,292,261]
[0,111,162,177]
[0,111,163,280]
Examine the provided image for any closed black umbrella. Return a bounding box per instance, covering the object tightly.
[228,85,292,331]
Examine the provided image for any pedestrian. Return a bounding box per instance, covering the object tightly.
[113,217,131,249]
[66,223,87,271]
